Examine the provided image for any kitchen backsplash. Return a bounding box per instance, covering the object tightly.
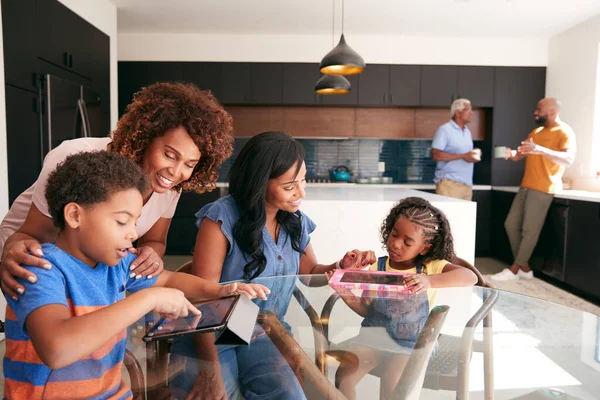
[218,138,491,184]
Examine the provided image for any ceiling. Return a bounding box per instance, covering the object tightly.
[110,0,600,38]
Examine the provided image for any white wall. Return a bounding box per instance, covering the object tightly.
[118,33,548,66]
[546,14,600,183]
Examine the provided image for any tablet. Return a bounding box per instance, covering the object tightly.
[328,269,411,294]
[143,295,239,342]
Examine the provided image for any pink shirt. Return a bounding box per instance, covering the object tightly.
[0,138,181,254]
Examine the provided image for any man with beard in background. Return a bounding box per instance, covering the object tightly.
[491,98,576,281]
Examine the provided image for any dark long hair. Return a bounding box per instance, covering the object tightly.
[229,132,305,280]
[380,197,456,267]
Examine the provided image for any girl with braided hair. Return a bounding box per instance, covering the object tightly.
[333,197,477,400]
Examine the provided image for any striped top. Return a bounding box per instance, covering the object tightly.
[4,243,157,400]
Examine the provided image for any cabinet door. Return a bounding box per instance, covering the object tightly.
[564,201,600,298]
[5,86,42,204]
[118,62,184,116]
[389,65,420,106]
[220,63,252,104]
[458,66,494,107]
[182,62,222,99]
[420,66,458,107]
[90,29,111,133]
[491,67,545,186]
[282,63,320,105]
[251,63,283,104]
[357,64,389,106]
[2,0,38,91]
[319,74,359,106]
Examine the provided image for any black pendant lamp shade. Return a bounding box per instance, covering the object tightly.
[319,33,365,75]
[315,74,351,95]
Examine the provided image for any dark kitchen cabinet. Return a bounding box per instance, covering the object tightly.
[358,64,420,107]
[491,67,546,186]
[282,63,321,105]
[5,86,42,204]
[564,200,600,297]
[118,62,184,116]
[473,190,492,256]
[529,198,569,281]
[490,190,516,265]
[420,66,458,107]
[220,63,283,105]
[420,66,494,108]
[36,0,98,80]
[166,190,222,255]
[458,67,495,108]
[1,0,38,92]
[182,62,222,98]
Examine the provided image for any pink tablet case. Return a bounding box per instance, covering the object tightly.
[328,269,412,296]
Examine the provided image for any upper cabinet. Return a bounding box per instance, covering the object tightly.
[358,64,420,107]
[420,65,495,108]
[282,63,321,105]
[182,62,222,99]
[2,0,38,91]
[220,63,283,105]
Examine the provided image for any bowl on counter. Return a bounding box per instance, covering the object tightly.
[382,177,393,184]
[356,177,370,184]
[368,176,382,184]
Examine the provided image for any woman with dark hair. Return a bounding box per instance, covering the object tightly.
[0,82,234,300]
[170,131,376,399]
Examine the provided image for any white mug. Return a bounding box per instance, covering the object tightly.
[494,146,507,159]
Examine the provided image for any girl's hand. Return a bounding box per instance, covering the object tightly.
[128,247,163,279]
[149,287,201,320]
[219,282,270,300]
[340,249,377,269]
[404,273,432,294]
[1,239,52,300]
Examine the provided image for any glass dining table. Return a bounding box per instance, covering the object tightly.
[121,275,600,400]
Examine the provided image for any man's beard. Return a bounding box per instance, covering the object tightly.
[535,115,548,126]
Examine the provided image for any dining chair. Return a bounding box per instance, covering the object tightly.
[316,258,498,400]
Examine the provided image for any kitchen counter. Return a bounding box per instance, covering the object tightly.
[300,187,476,265]
[216,182,493,190]
[492,186,600,203]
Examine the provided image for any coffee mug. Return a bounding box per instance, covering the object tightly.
[471,148,482,161]
[494,146,507,159]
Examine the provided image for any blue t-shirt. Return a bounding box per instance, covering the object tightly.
[4,243,157,400]
[431,120,474,187]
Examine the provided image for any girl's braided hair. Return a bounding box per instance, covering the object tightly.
[380,197,457,266]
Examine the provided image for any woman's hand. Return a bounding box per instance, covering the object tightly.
[128,246,164,279]
[219,282,270,300]
[404,273,432,294]
[340,249,377,269]
[0,239,52,300]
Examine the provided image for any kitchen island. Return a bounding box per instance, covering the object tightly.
[300,186,477,265]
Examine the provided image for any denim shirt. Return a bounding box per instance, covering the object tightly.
[195,195,316,319]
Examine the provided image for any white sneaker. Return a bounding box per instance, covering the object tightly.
[517,269,534,280]
[490,268,519,281]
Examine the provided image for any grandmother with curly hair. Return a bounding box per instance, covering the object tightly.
[0,82,234,301]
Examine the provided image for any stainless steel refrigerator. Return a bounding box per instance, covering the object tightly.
[38,74,104,161]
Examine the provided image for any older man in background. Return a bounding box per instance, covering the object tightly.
[492,98,576,281]
[431,98,481,201]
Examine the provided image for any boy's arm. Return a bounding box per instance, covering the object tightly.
[26,290,157,369]
[153,269,269,300]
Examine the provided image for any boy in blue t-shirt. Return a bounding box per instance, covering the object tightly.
[3,151,269,400]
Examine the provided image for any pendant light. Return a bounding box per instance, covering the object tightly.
[315,74,351,95]
[319,0,365,76]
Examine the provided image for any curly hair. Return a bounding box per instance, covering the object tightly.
[45,151,148,230]
[111,82,234,193]
[380,197,456,266]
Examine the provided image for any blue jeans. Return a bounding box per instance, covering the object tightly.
[170,326,306,400]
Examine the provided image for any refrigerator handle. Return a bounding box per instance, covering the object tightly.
[77,99,91,138]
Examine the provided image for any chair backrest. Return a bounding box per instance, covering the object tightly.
[175,260,193,275]
[454,257,491,288]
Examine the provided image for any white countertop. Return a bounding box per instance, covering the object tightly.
[491,186,600,203]
[303,186,469,202]
[216,182,492,190]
